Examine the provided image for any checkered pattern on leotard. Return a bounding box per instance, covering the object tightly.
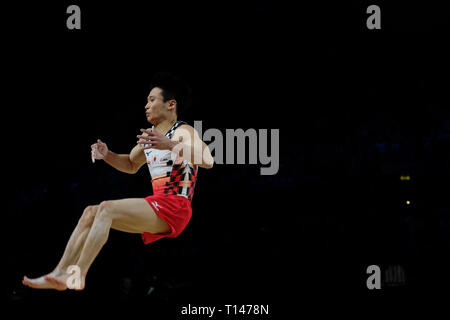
[144,121,199,201]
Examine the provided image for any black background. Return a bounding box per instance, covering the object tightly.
[3,0,450,317]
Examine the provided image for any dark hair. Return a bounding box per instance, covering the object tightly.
[149,72,192,117]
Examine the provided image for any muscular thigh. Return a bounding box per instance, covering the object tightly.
[104,198,170,234]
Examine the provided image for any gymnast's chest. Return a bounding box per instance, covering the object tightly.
[144,148,172,168]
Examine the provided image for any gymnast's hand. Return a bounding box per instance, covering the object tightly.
[137,128,178,151]
[91,139,108,163]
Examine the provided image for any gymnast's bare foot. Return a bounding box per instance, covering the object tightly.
[22,270,63,290]
[44,271,85,291]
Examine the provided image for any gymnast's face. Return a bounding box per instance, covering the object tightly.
[145,87,175,125]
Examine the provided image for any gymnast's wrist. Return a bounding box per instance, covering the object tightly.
[103,150,114,161]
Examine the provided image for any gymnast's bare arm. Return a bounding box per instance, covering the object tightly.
[91,138,147,174]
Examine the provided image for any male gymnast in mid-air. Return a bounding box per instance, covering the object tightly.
[23,72,214,290]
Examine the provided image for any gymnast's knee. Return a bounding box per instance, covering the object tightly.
[78,205,99,227]
[96,201,115,220]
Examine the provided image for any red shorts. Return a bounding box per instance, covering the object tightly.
[141,193,192,244]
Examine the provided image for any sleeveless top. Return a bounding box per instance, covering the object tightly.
[143,121,198,201]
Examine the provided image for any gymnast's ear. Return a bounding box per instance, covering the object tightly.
[167,99,177,112]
